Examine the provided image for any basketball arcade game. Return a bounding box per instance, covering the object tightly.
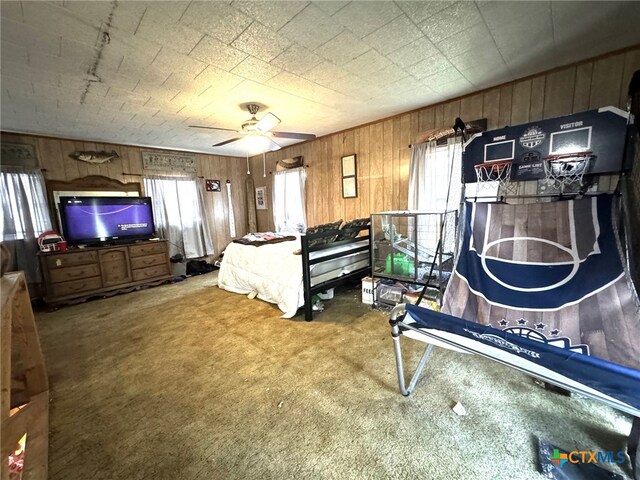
[389,107,640,477]
[466,106,632,197]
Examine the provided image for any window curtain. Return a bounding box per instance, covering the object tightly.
[272,167,307,233]
[1,167,52,284]
[143,176,214,259]
[197,178,216,250]
[407,139,462,248]
[408,139,462,212]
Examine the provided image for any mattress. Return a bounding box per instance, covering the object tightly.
[309,239,369,278]
[311,255,370,287]
[309,239,368,261]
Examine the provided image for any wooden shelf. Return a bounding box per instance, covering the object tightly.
[1,272,49,480]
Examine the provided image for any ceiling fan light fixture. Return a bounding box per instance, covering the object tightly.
[242,134,277,155]
[195,103,308,152]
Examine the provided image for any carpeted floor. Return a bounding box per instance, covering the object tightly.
[35,274,634,479]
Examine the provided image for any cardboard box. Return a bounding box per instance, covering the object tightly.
[361,276,380,304]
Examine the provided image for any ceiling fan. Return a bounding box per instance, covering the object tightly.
[189,103,316,151]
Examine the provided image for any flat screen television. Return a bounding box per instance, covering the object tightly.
[59,196,156,246]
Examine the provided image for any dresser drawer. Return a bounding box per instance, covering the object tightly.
[51,276,102,298]
[46,250,98,269]
[101,261,131,287]
[100,249,128,263]
[132,264,170,282]
[48,264,101,283]
[129,242,166,257]
[131,253,167,270]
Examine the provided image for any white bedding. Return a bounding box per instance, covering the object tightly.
[217,237,369,318]
[217,237,304,318]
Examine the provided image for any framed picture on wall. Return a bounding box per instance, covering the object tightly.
[206,179,221,192]
[341,154,357,198]
[342,177,357,198]
[255,186,267,210]
[0,142,38,168]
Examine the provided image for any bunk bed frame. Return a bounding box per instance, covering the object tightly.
[300,224,371,321]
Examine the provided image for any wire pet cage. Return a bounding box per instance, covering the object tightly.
[371,211,457,301]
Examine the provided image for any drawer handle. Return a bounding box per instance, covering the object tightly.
[67,270,86,278]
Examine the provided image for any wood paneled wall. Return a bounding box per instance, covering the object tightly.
[0,132,248,255]
[251,46,640,231]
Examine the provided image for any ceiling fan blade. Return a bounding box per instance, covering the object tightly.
[270,131,316,140]
[190,125,238,132]
[212,137,243,147]
[268,138,282,151]
[255,112,281,133]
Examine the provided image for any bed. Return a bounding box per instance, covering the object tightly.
[218,219,371,320]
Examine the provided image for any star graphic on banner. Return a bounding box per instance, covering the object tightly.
[535,322,546,330]
[517,318,527,325]
[550,329,561,336]
[499,319,509,327]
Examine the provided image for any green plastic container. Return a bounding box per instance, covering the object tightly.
[385,253,414,276]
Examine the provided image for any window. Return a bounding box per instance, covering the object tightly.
[272,168,307,233]
[408,141,463,247]
[1,167,52,284]
[1,168,51,241]
[409,141,463,213]
[429,143,462,212]
[143,176,214,258]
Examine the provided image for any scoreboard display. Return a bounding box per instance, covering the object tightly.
[462,107,630,183]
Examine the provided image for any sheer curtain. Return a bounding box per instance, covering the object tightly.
[143,176,214,258]
[272,167,307,233]
[408,139,463,247]
[1,167,52,283]
[408,139,462,212]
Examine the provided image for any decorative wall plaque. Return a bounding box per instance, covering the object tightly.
[206,179,221,192]
[255,186,267,210]
[0,143,38,168]
[142,152,197,173]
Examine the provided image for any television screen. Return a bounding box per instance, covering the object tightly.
[59,196,155,245]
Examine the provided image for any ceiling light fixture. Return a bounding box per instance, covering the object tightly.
[242,133,281,156]
[193,104,313,151]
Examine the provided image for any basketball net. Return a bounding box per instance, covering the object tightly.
[474,160,518,195]
[544,152,593,193]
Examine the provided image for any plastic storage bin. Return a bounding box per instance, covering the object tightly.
[377,284,404,305]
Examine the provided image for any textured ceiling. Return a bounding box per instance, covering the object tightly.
[1,1,638,157]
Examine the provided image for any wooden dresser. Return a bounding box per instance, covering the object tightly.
[39,240,172,305]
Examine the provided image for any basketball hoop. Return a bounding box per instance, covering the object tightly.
[544,151,593,193]
[474,160,518,194]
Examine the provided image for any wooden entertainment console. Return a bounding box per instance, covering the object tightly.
[39,240,172,305]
